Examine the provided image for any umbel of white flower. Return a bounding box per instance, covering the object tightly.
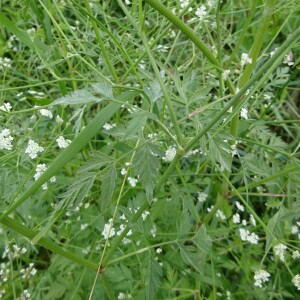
[254,270,270,288]
[25,139,44,159]
[163,146,177,162]
[0,129,13,150]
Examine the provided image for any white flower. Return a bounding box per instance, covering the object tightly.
[250,214,256,226]
[242,219,247,226]
[80,223,88,230]
[247,232,259,244]
[56,115,64,124]
[128,177,138,187]
[156,248,162,254]
[56,136,71,148]
[142,211,150,221]
[103,123,116,130]
[102,218,115,239]
[239,228,249,241]
[239,228,259,244]
[0,129,13,150]
[195,5,207,21]
[216,210,226,220]
[291,225,299,234]
[292,274,300,290]
[207,0,216,7]
[292,250,300,260]
[163,146,176,162]
[197,192,208,202]
[274,243,287,261]
[283,52,294,66]
[254,270,270,288]
[39,109,53,118]
[241,53,252,66]
[121,168,127,175]
[0,57,12,70]
[0,102,12,112]
[222,69,230,80]
[124,0,131,5]
[25,139,44,159]
[233,213,240,224]
[235,201,244,212]
[240,108,248,119]
[34,164,47,180]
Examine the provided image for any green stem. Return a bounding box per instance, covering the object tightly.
[141,34,183,144]
[144,0,222,71]
[1,216,97,270]
[83,0,119,83]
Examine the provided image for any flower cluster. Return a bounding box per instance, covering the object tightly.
[254,269,270,288]
[233,201,259,244]
[274,243,287,261]
[25,139,44,159]
[241,53,252,66]
[0,57,12,70]
[0,262,10,282]
[162,146,176,162]
[128,177,138,187]
[34,164,56,190]
[56,136,71,149]
[39,108,53,118]
[0,129,13,150]
[103,123,116,130]
[197,192,208,202]
[2,244,27,260]
[20,263,37,279]
[292,274,300,290]
[0,102,12,112]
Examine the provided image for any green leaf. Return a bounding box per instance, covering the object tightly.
[144,79,163,106]
[78,152,115,172]
[143,254,162,300]
[209,134,232,172]
[192,225,212,258]
[133,142,160,200]
[92,80,114,100]
[51,89,102,106]
[31,172,97,244]
[177,210,194,239]
[100,164,117,211]
[179,245,203,274]
[123,113,147,140]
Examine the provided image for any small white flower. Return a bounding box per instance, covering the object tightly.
[291,225,299,234]
[0,102,12,112]
[121,168,127,175]
[56,136,71,149]
[283,52,294,66]
[195,5,207,21]
[103,123,116,130]
[128,177,138,187]
[102,218,115,239]
[118,293,126,300]
[56,115,64,124]
[142,211,150,221]
[0,129,13,150]
[274,243,287,261]
[39,109,53,118]
[197,192,208,202]
[216,210,226,220]
[292,250,300,260]
[233,213,240,224]
[25,139,44,159]
[80,223,88,230]
[222,69,230,80]
[34,164,47,180]
[292,274,300,290]
[235,201,244,212]
[242,219,247,226]
[250,214,256,226]
[124,0,131,5]
[82,246,91,255]
[163,146,176,162]
[240,108,248,119]
[239,228,249,241]
[247,232,259,244]
[241,53,252,66]
[156,248,162,254]
[0,57,12,70]
[254,270,270,288]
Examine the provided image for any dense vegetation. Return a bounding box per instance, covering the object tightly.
[0,0,300,299]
